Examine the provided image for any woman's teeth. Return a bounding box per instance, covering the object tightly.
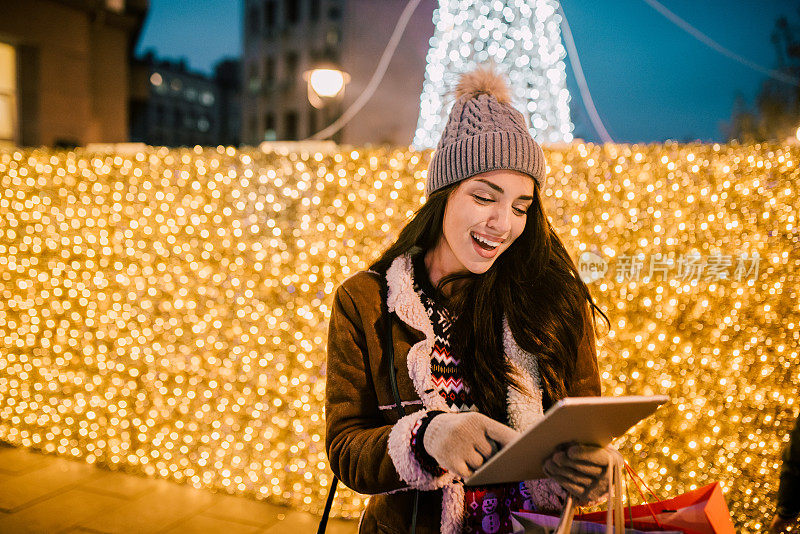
[471,232,501,250]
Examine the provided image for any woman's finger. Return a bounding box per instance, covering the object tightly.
[567,444,609,467]
[484,419,519,447]
[543,458,595,488]
[549,450,569,467]
[454,461,472,479]
[466,450,485,471]
[543,464,586,498]
[556,467,594,488]
[551,450,605,478]
[563,461,605,479]
[474,437,493,459]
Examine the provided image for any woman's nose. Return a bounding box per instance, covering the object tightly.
[487,205,512,233]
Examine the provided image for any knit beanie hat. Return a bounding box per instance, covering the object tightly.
[425,66,546,196]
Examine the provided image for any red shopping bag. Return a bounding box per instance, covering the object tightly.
[574,482,735,534]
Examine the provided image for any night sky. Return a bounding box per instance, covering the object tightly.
[136,0,799,144]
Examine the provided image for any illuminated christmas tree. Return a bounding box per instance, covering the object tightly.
[413,0,574,148]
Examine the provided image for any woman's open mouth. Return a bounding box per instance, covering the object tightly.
[470,231,502,258]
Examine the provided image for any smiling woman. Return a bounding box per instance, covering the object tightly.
[435,170,534,273]
[325,65,611,534]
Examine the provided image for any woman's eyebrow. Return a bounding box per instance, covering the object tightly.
[475,178,533,201]
[475,178,503,192]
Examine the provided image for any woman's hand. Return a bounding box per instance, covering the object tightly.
[423,411,519,479]
[543,443,610,505]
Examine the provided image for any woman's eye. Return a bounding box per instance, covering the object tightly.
[513,207,528,216]
[473,195,492,203]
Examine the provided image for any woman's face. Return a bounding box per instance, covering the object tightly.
[433,169,535,276]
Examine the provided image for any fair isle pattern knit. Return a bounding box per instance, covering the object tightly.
[411,251,478,412]
[408,251,538,534]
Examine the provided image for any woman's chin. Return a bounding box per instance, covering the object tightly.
[461,255,497,274]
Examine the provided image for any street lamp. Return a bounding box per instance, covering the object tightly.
[303,64,350,109]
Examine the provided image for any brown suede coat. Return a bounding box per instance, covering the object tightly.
[325,256,601,534]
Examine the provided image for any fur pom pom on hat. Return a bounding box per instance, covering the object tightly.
[426,65,546,196]
[455,64,512,104]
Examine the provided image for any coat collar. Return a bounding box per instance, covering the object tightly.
[386,252,449,412]
[386,251,434,340]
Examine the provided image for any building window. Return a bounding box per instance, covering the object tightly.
[247,62,260,93]
[326,27,341,47]
[264,113,276,141]
[248,4,260,35]
[105,0,124,12]
[264,56,275,88]
[329,1,341,20]
[284,51,299,88]
[264,0,277,33]
[0,42,18,144]
[284,0,300,24]
[284,111,298,140]
[156,104,166,125]
[249,116,258,143]
[310,0,321,21]
[154,74,169,94]
[200,91,215,106]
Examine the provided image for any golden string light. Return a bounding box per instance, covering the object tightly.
[0,143,797,532]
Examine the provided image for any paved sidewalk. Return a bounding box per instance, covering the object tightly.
[0,443,357,534]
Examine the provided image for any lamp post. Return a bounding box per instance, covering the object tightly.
[304,67,350,108]
[303,64,349,142]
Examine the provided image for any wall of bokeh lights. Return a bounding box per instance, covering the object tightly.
[0,143,797,532]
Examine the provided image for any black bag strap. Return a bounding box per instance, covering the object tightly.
[319,267,419,533]
[378,270,406,421]
[316,475,338,534]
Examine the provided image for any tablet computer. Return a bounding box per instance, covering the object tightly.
[465,395,668,486]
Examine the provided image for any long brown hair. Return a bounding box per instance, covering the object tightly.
[371,180,609,423]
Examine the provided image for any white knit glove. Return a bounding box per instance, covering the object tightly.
[423,412,519,479]
[542,444,610,505]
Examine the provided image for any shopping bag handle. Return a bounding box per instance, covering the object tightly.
[623,461,665,528]
[553,449,671,533]
[554,447,625,534]
[624,461,662,503]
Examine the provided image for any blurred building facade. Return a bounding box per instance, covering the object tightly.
[241,0,436,146]
[214,59,243,147]
[130,53,241,147]
[0,0,147,147]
